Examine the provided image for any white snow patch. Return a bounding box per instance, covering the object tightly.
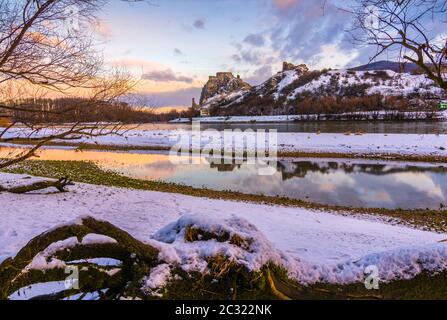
[81,234,117,245]
[141,264,173,297]
[153,214,283,273]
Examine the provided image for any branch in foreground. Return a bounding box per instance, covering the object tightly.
[1,177,74,194]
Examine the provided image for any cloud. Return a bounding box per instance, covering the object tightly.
[94,20,113,38]
[245,65,274,85]
[268,0,362,68]
[193,19,206,29]
[232,54,242,63]
[243,33,265,47]
[108,58,164,73]
[308,43,359,69]
[240,50,262,64]
[272,0,300,10]
[142,87,203,108]
[141,69,194,83]
[173,48,184,56]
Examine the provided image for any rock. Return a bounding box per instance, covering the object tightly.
[199,72,251,105]
[282,61,296,72]
[282,61,309,74]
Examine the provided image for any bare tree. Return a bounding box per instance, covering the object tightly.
[0,0,144,191]
[349,0,447,90]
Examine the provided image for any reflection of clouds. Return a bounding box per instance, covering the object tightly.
[307,172,356,189]
[363,190,393,203]
[393,173,445,201]
[231,169,285,195]
[6,146,447,209]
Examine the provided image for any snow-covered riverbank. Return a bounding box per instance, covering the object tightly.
[3,127,446,158]
[170,111,447,123]
[65,131,447,158]
[1,173,446,288]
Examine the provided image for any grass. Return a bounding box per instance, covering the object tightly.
[3,159,447,233]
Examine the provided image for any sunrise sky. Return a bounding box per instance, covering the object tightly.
[93,0,383,109]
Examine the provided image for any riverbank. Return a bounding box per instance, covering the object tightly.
[170,111,447,123]
[3,130,447,162]
[3,159,447,232]
[1,171,447,299]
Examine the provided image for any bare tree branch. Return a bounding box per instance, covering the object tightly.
[0,0,145,175]
[348,0,447,90]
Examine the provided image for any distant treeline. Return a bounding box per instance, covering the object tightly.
[6,98,198,124]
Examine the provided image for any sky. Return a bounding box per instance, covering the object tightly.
[94,0,375,109]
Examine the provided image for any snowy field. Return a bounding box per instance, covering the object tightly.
[60,131,447,157]
[2,126,447,158]
[1,173,447,288]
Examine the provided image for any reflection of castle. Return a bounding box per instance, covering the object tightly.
[209,162,241,172]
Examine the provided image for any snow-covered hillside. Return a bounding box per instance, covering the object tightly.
[286,69,443,100]
[198,62,445,114]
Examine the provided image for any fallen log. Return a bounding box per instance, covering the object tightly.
[0,178,74,194]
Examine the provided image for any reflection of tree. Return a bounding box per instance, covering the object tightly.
[277,161,447,181]
[205,155,447,179]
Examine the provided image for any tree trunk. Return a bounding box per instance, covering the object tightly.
[0,178,74,194]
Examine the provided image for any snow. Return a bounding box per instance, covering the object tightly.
[81,234,117,245]
[10,283,105,300]
[3,125,446,158]
[22,233,117,272]
[3,114,447,158]
[69,258,122,267]
[202,88,251,109]
[9,281,68,300]
[286,70,444,100]
[153,214,284,273]
[141,264,172,297]
[72,131,447,157]
[273,70,300,99]
[171,111,447,123]
[1,172,447,287]
[196,68,445,110]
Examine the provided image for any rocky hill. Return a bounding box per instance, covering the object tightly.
[200,72,251,109]
[197,62,445,116]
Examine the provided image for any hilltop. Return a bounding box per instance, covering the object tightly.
[197,62,445,117]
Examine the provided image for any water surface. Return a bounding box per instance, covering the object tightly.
[121,121,447,134]
[3,147,446,210]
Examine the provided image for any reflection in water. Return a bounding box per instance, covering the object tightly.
[115,121,447,134]
[1,147,446,209]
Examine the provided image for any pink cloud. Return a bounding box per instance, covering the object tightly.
[94,20,113,38]
[273,0,300,10]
